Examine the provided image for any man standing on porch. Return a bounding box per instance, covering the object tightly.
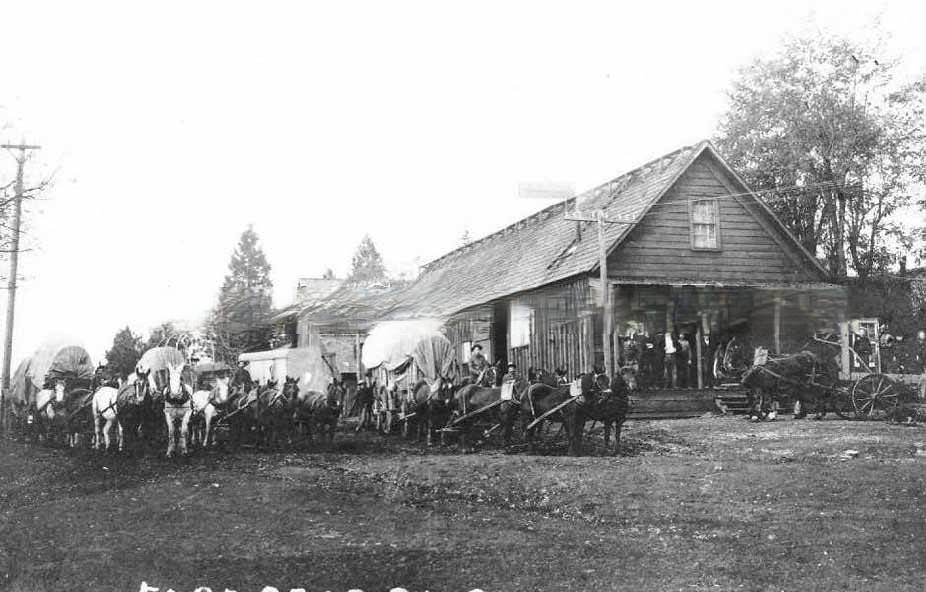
[664,330,678,388]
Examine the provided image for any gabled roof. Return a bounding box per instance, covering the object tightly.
[271,277,344,323]
[299,280,411,333]
[390,140,827,319]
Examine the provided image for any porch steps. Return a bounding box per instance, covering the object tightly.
[628,388,727,420]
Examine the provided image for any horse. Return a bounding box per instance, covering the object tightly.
[190,374,231,449]
[161,362,194,457]
[519,372,612,455]
[497,369,557,445]
[34,378,68,445]
[91,384,122,452]
[223,381,259,450]
[741,348,841,421]
[573,367,638,454]
[447,376,529,450]
[254,378,291,449]
[116,370,151,452]
[402,377,455,446]
[294,381,342,446]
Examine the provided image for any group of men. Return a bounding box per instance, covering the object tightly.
[621,330,711,389]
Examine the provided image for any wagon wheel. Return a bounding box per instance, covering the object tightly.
[851,374,900,421]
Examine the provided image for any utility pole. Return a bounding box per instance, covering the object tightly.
[0,142,40,429]
[565,207,636,378]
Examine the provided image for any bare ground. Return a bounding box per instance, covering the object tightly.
[2,416,926,592]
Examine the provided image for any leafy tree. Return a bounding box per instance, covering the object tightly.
[348,234,387,284]
[104,326,144,378]
[715,30,926,279]
[322,268,336,280]
[207,226,274,361]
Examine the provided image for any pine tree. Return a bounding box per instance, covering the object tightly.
[348,235,387,284]
[460,229,472,246]
[104,326,144,379]
[208,226,274,361]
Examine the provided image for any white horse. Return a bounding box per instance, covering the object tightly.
[34,378,68,445]
[163,361,193,457]
[191,375,231,449]
[92,385,122,452]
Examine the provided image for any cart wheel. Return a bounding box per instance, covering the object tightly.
[851,374,900,421]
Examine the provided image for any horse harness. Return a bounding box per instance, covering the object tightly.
[162,384,192,406]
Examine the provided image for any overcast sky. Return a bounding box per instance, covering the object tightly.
[0,0,924,365]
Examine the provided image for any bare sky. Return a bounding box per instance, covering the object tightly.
[0,0,924,364]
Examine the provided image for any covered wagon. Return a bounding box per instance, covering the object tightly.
[360,319,456,434]
[9,340,96,443]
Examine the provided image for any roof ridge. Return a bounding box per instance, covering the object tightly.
[420,141,704,272]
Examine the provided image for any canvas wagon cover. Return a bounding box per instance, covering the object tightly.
[137,346,186,373]
[361,319,454,381]
[238,345,332,393]
[9,342,95,403]
[137,346,190,390]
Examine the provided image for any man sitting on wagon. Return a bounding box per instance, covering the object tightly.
[469,344,489,385]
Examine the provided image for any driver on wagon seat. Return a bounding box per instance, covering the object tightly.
[469,344,489,384]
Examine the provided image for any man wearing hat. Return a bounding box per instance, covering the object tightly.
[502,362,521,385]
[500,362,520,401]
[469,343,489,385]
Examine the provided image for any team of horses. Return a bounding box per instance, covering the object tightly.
[22,364,345,457]
[388,366,639,455]
[19,360,640,456]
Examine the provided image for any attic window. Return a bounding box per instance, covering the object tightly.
[690,199,721,250]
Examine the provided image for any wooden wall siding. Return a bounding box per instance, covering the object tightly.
[445,306,495,364]
[451,277,597,379]
[608,153,821,284]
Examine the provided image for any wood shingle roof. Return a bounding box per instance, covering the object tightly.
[390,142,708,319]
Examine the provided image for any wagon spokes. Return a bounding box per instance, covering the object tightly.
[851,374,902,421]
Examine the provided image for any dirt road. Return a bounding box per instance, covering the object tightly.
[2,416,925,591]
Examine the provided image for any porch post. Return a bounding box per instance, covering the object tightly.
[773,294,782,354]
[696,312,704,390]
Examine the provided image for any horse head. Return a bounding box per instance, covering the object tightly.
[132,370,151,404]
[326,380,343,412]
[533,368,559,387]
[165,362,188,401]
[282,376,300,403]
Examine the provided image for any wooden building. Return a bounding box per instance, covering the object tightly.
[390,141,846,393]
[295,280,409,382]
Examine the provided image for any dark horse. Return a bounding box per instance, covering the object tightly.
[573,367,637,454]
[497,368,558,445]
[403,378,455,446]
[115,370,152,453]
[293,381,343,446]
[447,376,530,450]
[520,368,637,455]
